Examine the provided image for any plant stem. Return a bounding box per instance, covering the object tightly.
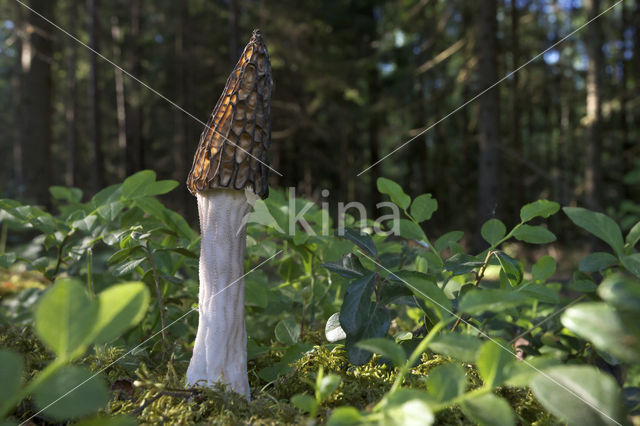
[451,250,495,331]
[87,247,94,298]
[145,242,167,351]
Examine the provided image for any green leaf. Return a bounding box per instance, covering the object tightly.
[621,253,640,277]
[377,177,411,210]
[563,207,624,255]
[520,200,560,222]
[561,302,640,363]
[504,356,562,387]
[318,374,342,400]
[519,283,559,304]
[481,219,506,246]
[626,221,640,248]
[398,219,427,241]
[245,279,268,308]
[429,333,483,363]
[50,186,83,203]
[459,289,528,315]
[32,365,110,421]
[340,228,377,257]
[113,257,145,276]
[381,389,435,426]
[327,407,362,426]
[495,252,523,286]
[512,225,556,244]
[476,340,513,388]
[340,274,376,335]
[598,273,640,312]
[356,338,406,368]
[322,253,368,279]
[275,318,301,345]
[0,350,23,403]
[426,363,466,403]
[345,306,390,365]
[122,170,157,200]
[291,394,316,413]
[410,194,438,223]
[434,231,464,253]
[146,180,179,196]
[91,282,150,344]
[325,313,347,342]
[531,366,624,426]
[34,278,98,360]
[579,252,619,273]
[532,255,556,282]
[393,271,452,319]
[460,393,515,426]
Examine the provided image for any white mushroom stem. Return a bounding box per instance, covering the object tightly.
[186,189,252,399]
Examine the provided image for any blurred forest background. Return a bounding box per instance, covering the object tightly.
[0,0,638,247]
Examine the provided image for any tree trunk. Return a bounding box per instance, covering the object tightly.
[88,0,104,191]
[510,0,523,214]
[12,2,24,196]
[127,0,143,174]
[64,0,78,187]
[173,1,190,213]
[111,16,127,181]
[474,0,501,247]
[229,0,240,67]
[20,0,54,205]
[584,0,604,211]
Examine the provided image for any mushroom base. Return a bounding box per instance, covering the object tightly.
[186,189,252,399]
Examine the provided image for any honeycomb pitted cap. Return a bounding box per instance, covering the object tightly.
[187,29,273,198]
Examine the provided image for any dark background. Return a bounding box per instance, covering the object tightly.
[0,0,638,248]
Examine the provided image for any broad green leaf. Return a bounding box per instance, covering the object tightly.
[531,366,624,426]
[97,201,125,221]
[146,180,179,196]
[410,194,438,223]
[393,271,452,319]
[460,393,515,426]
[245,279,268,308]
[434,231,464,253]
[327,407,362,426]
[563,207,624,255]
[356,338,406,368]
[443,253,484,275]
[481,219,506,246]
[426,363,466,402]
[325,313,347,342]
[50,186,83,203]
[621,253,640,277]
[91,282,150,344]
[598,273,640,312]
[340,228,377,257]
[504,356,562,387]
[568,279,598,293]
[35,278,98,360]
[318,374,342,400]
[345,306,390,365]
[512,225,556,244]
[519,283,559,304]
[32,365,110,421]
[626,221,640,248]
[459,289,528,315]
[72,215,98,234]
[579,252,619,273]
[476,340,513,388]
[275,318,301,345]
[0,350,23,402]
[496,252,523,286]
[381,389,435,426]
[291,394,316,413]
[377,177,411,210]
[322,253,368,279]
[122,170,157,200]
[562,302,640,363]
[113,257,145,276]
[429,333,483,363]
[339,273,376,335]
[398,219,427,241]
[532,255,556,282]
[520,200,560,222]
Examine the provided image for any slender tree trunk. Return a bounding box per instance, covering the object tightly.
[229,0,240,67]
[173,1,189,213]
[111,16,127,180]
[510,0,523,213]
[21,0,54,205]
[88,0,104,190]
[368,56,381,211]
[12,3,24,196]
[127,0,143,174]
[64,0,78,187]
[621,0,634,200]
[474,0,501,247]
[584,0,604,211]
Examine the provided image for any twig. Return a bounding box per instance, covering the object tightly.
[451,251,494,332]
